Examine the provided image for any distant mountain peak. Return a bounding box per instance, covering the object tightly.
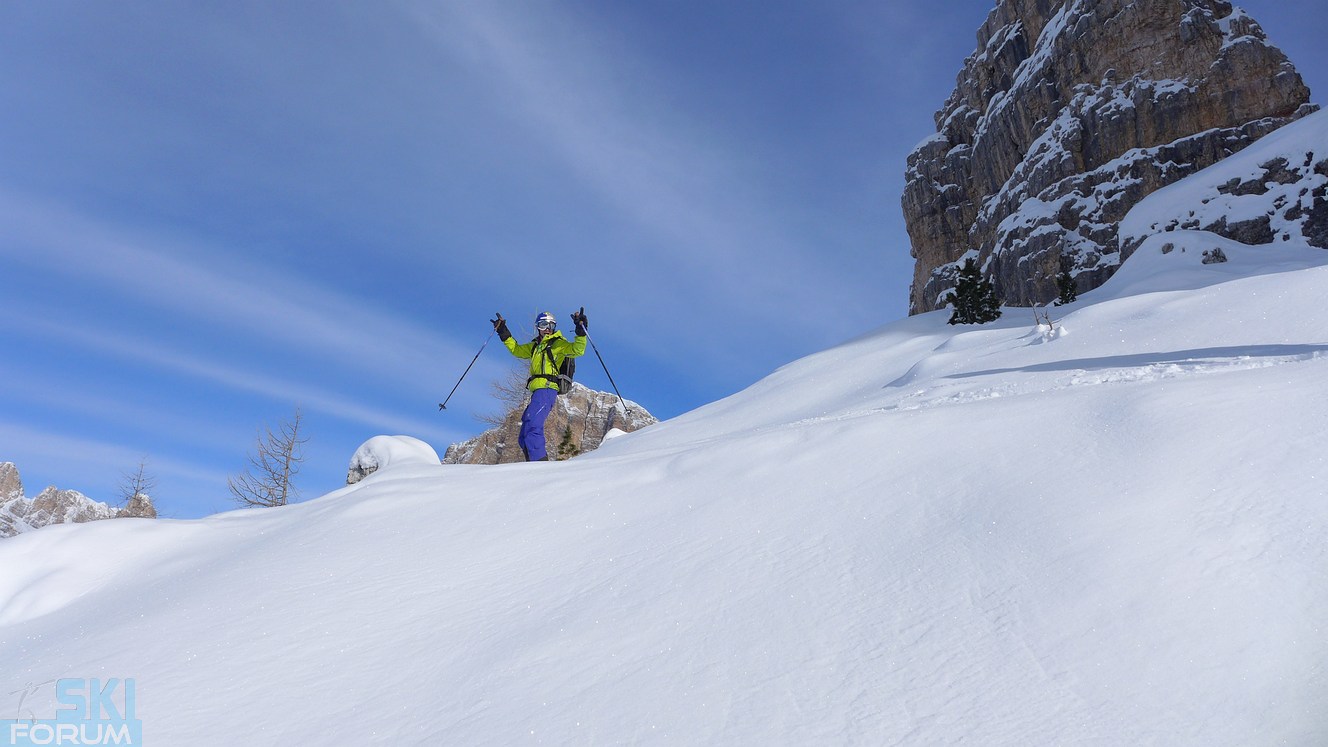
[0,462,157,538]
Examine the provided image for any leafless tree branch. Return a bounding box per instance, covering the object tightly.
[229,408,308,508]
[117,457,157,508]
[475,368,531,427]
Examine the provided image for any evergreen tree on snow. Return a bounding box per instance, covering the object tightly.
[1054,254,1078,306]
[556,426,581,461]
[945,257,1002,325]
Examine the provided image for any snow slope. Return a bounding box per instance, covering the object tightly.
[2,239,1328,744]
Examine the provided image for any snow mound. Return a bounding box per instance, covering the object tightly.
[346,435,441,484]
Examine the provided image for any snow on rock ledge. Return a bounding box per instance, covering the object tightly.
[346,436,441,485]
[1120,107,1328,254]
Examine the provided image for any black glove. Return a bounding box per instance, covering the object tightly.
[571,306,588,336]
[491,313,511,341]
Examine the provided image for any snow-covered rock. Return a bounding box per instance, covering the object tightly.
[346,435,442,484]
[120,492,159,519]
[443,383,657,464]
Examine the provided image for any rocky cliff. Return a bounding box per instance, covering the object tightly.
[443,384,657,464]
[903,0,1317,314]
[0,462,158,538]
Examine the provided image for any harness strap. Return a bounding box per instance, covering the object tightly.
[526,343,564,388]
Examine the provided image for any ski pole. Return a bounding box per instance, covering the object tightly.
[439,330,495,411]
[585,333,631,416]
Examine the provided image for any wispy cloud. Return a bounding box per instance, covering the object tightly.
[0,187,470,390]
[0,422,231,488]
[8,313,465,443]
[0,360,239,451]
[399,2,879,344]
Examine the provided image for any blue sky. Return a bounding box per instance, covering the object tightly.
[3,1,1325,519]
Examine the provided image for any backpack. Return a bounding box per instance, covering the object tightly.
[553,354,575,395]
[529,344,575,395]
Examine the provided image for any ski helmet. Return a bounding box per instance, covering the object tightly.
[535,311,557,332]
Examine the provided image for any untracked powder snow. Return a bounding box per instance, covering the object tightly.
[3,195,1328,743]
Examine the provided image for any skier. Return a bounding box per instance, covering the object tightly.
[490,308,588,461]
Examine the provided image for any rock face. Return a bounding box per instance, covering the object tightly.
[443,384,657,464]
[1120,107,1328,254]
[0,462,158,538]
[903,0,1315,314]
[0,462,22,503]
[120,492,159,519]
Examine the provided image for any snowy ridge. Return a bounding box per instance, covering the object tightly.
[2,224,1326,742]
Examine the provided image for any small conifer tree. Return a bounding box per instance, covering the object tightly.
[556,426,581,461]
[1054,255,1078,306]
[945,257,1002,325]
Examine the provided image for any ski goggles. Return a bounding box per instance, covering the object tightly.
[536,318,556,331]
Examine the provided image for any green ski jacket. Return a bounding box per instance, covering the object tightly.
[504,331,587,392]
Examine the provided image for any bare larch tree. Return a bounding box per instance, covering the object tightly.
[117,457,157,507]
[116,457,159,518]
[476,367,531,427]
[228,408,308,508]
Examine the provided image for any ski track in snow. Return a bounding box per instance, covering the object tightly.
[766,331,1328,430]
[884,344,1328,414]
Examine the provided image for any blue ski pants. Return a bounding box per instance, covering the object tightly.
[519,387,558,461]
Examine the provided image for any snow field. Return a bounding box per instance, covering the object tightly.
[1,234,1326,744]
